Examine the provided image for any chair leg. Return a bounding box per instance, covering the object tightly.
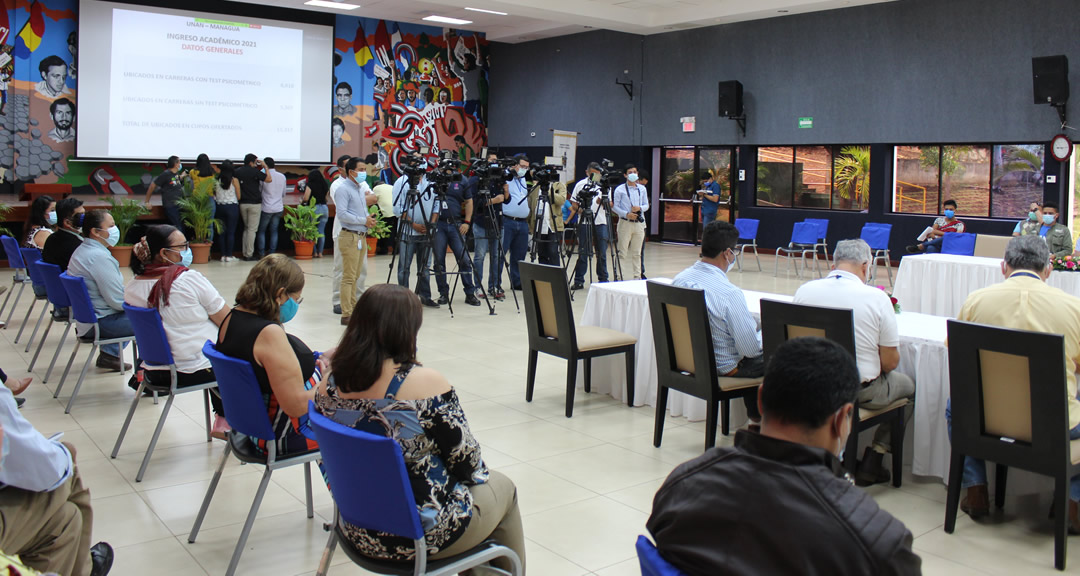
[0,279,14,321]
[624,347,635,407]
[111,379,146,458]
[304,461,314,519]
[65,344,98,414]
[944,452,965,533]
[995,464,1008,509]
[565,356,578,418]
[705,400,718,450]
[25,302,49,353]
[136,394,175,482]
[891,409,904,488]
[44,323,71,383]
[774,249,781,277]
[14,297,37,344]
[189,442,232,543]
[4,281,26,326]
[203,389,212,443]
[1054,475,1069,570]
[754,244,762,271]
[884,250,893,286]
[53,339,82,398]
[720,399,730,436]
[315,524,338,576]
[653,386,669,447]
[225,467,274,576]
[525,349,538,402]
[28,316,54,371]
[583,357,592,394]
[844,422,859,478]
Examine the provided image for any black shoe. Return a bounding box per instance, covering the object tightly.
[511,284,523,291]
[905,244,921,254]
[465,295,481,306]
[436,295,449,305]
[96,353,132,373]
[90,542,114,576]
[332,304,341,315]
[15,396,26,409]
[571,283,584,291]
[640,274,647,280]
[420,297,440,308]
[854,447,892,487]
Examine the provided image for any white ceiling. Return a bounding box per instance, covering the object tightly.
[234,0,898,43]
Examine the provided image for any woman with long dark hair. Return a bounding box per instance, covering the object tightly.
[215,159,241,262]
[25,194,56,249]
[302,169,330,257]
[313,284,524,571]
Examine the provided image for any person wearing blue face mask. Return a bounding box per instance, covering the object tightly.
[501,154,532,291]
[126,225,232,437]
[67,210,135,372]
[1038,201,1074,259]
[906,199,965,254]
[25,195,56,250]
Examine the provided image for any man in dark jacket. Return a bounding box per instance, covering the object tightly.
[647,337,922,576]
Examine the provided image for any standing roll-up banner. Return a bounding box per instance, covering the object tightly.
[552,129,578,184]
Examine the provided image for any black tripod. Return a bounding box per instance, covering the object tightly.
[474,185,520,313]
[386,173,439,308]
[431,181,497,317]
[527,180,563,268]
[563,185,624,301]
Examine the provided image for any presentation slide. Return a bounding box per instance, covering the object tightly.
[77,1,333,163]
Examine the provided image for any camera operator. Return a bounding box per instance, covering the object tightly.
[502,154,532,291]
[566,162,610,289]
[392,155,440,308]
[473,153,509,301]
[612,163,649,280]
[697,172,723,227]
[527,170,566,266]
[433,166,482,307]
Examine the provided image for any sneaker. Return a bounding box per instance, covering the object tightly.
[905,244,921,254]
[332,304,342,315]
[474,288,487,300]
[465,295,482,306]
[211,415,231,440]
[571,283,584,291]
[95,353,132,372]
[420,297,441,308]
[492,289,506,302]
[15,396,26,409]
[436,295,449,305]
[90,542,114,576]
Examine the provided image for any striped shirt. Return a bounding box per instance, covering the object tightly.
[673,260,761,373]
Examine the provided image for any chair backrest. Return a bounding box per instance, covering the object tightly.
[636,535,686,576]
[0,236,24,269]
[789,221,819,245]
[58,273,100,324]
[123,304,174,367]
[519,262,577,356]
[201,340,277,441]
[19,248,44,287]
[946,319,1070,476]
[760,300,856,364]
[646,281,719,399]
[973,234,1011,259]
[734,218,760,241]
[36,261,71,308]
[859,224,892,251]
[941,232,977,256]
[306,405,425,541]
[803,218,829,240]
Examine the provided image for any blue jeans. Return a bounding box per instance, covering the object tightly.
[314,204,329,255]
[256,211,282,256]
[217,203,239,258]
[397,236,432,300]
[946,398,1080,501]
[573,223,609,284]
[701,210,717,226]
[473,223,503,292]
[923,236,945,253]
[97,311,133,358]
[433,220,476,296]
[163,202,182,230]
[503,218,530,288]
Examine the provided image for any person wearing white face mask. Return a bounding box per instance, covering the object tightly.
[501,154,532,291]
[335,157,378,325]
[672,221,765,420]
[66,211,134,372]
[612,163,650,280]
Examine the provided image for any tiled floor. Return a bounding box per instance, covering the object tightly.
[4,244,1075,575]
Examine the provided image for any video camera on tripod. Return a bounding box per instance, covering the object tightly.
[531,157,564,186]
[428,150,463,187]
[595,158,624,188]
[400,152,429,179]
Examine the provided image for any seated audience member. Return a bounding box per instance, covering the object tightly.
[947,235,1080,526]
[647,337,922,576]
[126,225,231,437]
[0,381,114,576]
[1038,201,1074,259]
[315,284,524,571]
[66,210,133,372]
[1013,202,1042,237]
[42,196,86,272]
[793,239,915,486]
[25,195,56,250]
[0,368,32,409]
[906,199,964,253]
[673,221,764,420]
[216,254,320,456]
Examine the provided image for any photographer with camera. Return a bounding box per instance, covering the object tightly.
[612,163,649,281]
[527,168,566,267]
[566,162,610,289]
[392,154,440,308]
[432,167,482,307]
[697,172,723,227]
[472,153,509,302]
[502,155,532,291]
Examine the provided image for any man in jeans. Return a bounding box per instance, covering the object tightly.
[472,153,508,301]
[432,171,481,306]
[502,155,531,291]
[335,157,377,324]
[235,154,271,260]
[143,156,186,229]
[566,162,609,289]
[255,157,287,258]
[393,166,440,307]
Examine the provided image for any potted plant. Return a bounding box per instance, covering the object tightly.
[283,198,323,260]
[175,177,221,264]
[366,205,391,257]
[104,197,150,267]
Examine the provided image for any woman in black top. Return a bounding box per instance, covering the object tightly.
[303,169,331,258]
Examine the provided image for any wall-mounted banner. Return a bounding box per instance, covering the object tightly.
[552,129,576,183]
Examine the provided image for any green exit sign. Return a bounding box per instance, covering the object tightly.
[798,117,814,129]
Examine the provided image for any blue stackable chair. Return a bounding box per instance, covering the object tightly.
[803,217,831,271]
[30,261,74,379]
[307,405,522,576]
[17,247,48,348]
[941,232,977,256]
[0,235,33,327]
[635,535,686,576]
[190,341,319,576]
[55,273,137,414]
[774,222,819,278]
[733,218,761,272]
[860,223,894,286]
[112,304,216,482]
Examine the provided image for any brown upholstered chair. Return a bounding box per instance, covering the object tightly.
[520,262,637,418]
[945,319,1080,571]
[646,281,763,450]
[760,299,908,487]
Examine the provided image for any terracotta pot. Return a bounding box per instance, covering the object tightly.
[293,240,314,260]
[190,242,212,264]
[108,245,133,268]
[366,236,378,257]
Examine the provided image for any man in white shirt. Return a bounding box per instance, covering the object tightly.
[327,155,359,315]
[793,238,915,486]
[612,164,649,280]
[566,162,610,288]
[255,157,287,258]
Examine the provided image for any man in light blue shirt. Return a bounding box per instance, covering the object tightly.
[335,157,378,322]
[612,163,650,280]
[502,154,532,290]
[673,221,765,421]
[393,165,440,306]
[66,210,132,372]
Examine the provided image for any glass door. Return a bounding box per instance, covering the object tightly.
[658,147,696,243]
[696,147,733,240]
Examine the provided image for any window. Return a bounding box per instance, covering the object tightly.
[893,144,1044,218]
[755,145,869,210]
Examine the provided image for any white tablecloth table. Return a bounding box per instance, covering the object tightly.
[892,253,1080,317]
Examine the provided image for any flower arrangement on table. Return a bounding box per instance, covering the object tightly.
[876,285,901,314]
[1051,255,1078,271]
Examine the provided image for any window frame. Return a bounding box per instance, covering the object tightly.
[753,144,871,212]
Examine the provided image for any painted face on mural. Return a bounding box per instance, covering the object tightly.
[52,101,74,130]
[332,122,344,141]
[43,64,68,95]
[336,88,351,108]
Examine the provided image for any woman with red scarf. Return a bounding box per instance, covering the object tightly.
[125,225,232,437]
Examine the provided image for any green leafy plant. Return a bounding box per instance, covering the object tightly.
[105,197,150,246]
[367,205,391,239]
[176,177,222,243]
[283,198,324,242]
[0,202,11,236]
[992,146,1042,186]
[833,146,871,208]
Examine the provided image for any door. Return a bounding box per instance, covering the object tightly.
[658,147,696,243]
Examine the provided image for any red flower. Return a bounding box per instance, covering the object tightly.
[890,297,898,305]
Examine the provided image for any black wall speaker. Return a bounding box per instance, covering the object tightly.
[718,80,743,118]
[1032,55,1069,105]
